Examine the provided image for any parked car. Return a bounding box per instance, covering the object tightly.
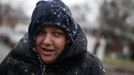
[0,24,28,47]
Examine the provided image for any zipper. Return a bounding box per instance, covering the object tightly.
[41,65,46,75]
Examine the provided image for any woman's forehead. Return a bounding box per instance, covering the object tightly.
[41,25,66,32]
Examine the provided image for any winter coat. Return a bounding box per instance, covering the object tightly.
[0,0,105,75]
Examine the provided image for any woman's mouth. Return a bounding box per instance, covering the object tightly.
[40,48,55,56]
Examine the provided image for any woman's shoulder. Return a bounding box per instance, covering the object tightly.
[0,34,33,66]
[82,52,99,62]
[79,52,105,75]
[79,51,103,68]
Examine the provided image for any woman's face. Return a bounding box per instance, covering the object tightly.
[35,26,67,64]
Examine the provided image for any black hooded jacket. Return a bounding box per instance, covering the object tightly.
[0,0,105,75]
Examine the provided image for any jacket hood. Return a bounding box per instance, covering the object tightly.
[28,0,76,44]
[26,0,87,63]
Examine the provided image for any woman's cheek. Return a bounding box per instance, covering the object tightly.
[35,36,44,45]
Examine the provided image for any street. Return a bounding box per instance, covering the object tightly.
[104,63,134,75]
[0,42,10,63]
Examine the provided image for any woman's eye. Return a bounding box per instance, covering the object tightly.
[53,32,64,37]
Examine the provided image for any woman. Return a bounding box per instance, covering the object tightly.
[0,0,105,75]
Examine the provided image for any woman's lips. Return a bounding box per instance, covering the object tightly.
[41,48,55,56]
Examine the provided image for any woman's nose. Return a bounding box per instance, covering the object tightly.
[43,34,52,45]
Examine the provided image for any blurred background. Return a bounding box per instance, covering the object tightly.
[0,0,134,75]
